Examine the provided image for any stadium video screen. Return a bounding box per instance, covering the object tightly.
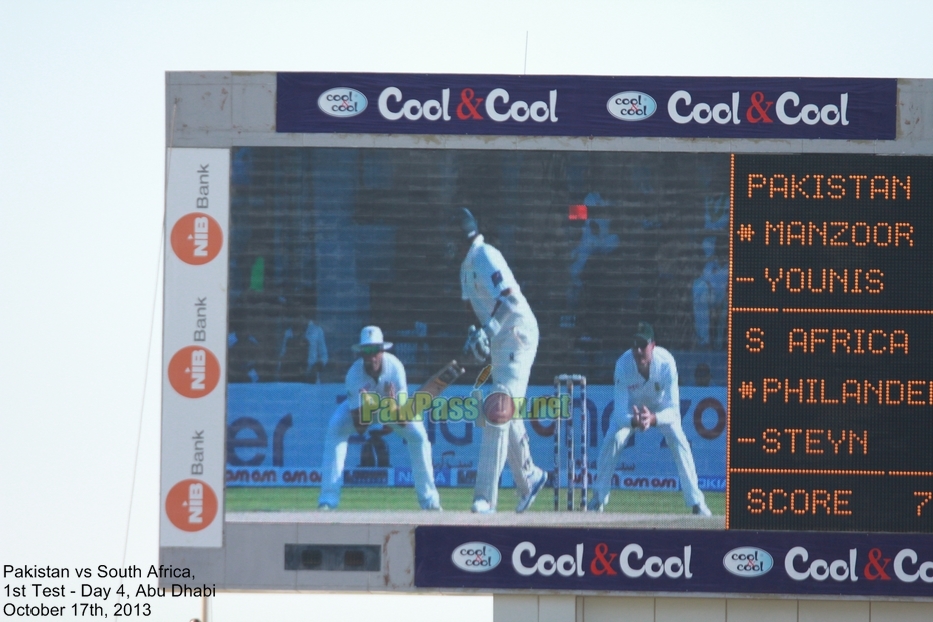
[223,147,731,524]
[219,147,932,533]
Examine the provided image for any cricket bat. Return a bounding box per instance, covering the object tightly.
[418,360,465,398]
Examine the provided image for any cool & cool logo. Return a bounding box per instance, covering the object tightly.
[452,542,501,573]
[607,91,657,121]
[318,87,368,118]
[667,90,850,126]
[377,87,558,123]
[723,547,774,577]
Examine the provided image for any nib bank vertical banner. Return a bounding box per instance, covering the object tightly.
[161,149,229,547]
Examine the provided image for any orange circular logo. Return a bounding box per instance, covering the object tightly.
[168,346,220,398]
[170,213,223,265]
[165,479,218,531]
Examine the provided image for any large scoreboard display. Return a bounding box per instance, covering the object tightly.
[160,73,933,599]
[729,155,933,533]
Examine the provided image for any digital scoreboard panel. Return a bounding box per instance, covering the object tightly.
[729,154,933,532]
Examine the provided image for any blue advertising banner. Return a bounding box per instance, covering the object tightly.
[415,526,933,597]
[277,73,896,140]
[224,383,726,492]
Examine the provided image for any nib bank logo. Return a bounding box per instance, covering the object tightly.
[165,479,218,531]
[171,213,223,265]
[168,346,220,398]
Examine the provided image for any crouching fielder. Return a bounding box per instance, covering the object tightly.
[318,326,441,511]
[457,208,548,514]
[588,322,711,516]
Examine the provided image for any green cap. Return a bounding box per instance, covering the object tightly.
[457,208,478,238]
[634,321,655,343]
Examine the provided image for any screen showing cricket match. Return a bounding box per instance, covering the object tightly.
[222,147,730,525]
[161,72,933,598]
[218,148,933,534]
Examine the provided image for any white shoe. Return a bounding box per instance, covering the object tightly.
[516,469,548,513]
[471,498,495,514]
[318,503,335,511]
[422,500,443,511]
[692,502,712,517]
[587,496,605,512]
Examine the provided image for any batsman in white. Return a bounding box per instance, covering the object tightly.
[456,208,548,514]
[588,322,712,516]
[318,326,441,510]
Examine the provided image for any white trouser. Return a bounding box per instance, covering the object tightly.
[318,400,439,509]
[592,408,705,508]
[474,318,541,509]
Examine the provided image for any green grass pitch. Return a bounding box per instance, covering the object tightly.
[226,487,725,515]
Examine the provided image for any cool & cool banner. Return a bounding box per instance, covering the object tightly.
[277,73,895,139]
[415,526,933,597]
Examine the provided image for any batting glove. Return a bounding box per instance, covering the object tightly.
[463,325,491,364]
